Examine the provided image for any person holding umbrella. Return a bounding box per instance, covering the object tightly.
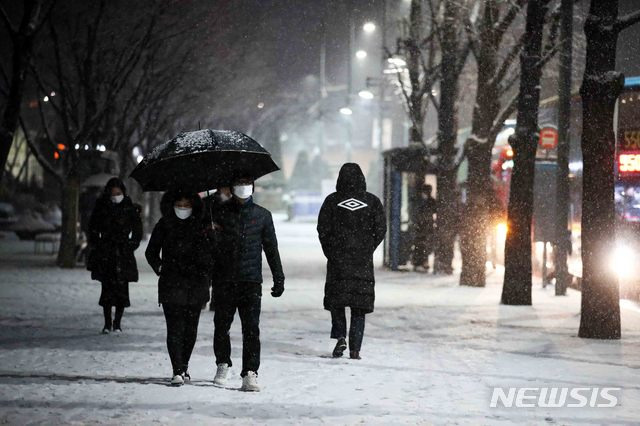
[87,178,142,334]
[317,163,385,360]
[145,191,212,386]
[210,177,285,392]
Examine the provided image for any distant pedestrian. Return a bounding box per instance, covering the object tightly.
[317,163,385,360]
[87,178,142,334]
[411,184,437,272]
[209,177,285,392]
[145,191,212,386]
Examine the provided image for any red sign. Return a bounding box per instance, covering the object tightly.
[619,153,640,173]
[539,127,558,150]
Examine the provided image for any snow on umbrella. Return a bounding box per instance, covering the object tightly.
[130,129,279,192]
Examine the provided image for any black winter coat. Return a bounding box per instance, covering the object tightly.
[145,212,212,306]
[87,196,142,283]
[211,198,284,286]
[317,163,386,313]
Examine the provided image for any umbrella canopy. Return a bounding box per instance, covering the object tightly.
[130,129,279,192]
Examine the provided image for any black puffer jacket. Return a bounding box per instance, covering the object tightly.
[317,163,386,313]
[87,195,142,283]
[145,195,212,306]
[212,198,284,286]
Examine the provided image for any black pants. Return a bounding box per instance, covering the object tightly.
[330,307,366,352]
[213,282,261,376]
[103,306,124,329]
[162,304,202,376]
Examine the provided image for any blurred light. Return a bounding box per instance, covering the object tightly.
[387,57,406,67]
[43,96,49,102]
[54,152,60,160]
[56,143,66,151]
[363,22,376,33]
[74,144,80,150]
[502,160,514,170]
[358,90,374,100]
[431,89,438,96]
[132,146,141,157]
[257,102,265,109]
[506,148,514,158]
[610,243,635,279]
[339,107,353,116]
[496,222,508,243]
[97,144,106,152]
[569,161,583,172]
[383,68,402,74]
[84,144,89,150]
[356,50,367,59]
[136,155,144,164]
[50,91,56,97]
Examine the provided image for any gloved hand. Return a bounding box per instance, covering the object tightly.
[271,281,284,298]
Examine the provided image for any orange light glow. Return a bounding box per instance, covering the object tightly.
[54,152,60,160]
[506,148,513,158]
[56,144,67,151]
[619,153,640,173]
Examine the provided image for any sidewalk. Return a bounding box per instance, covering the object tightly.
[1,222,639,425]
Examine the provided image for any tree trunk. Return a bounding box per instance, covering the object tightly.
[554,0,573,296]
[578,0,622,339]
[57,174,80,268]
[0,0,40,184]
[501,0,549,305]
[434,0,461,275]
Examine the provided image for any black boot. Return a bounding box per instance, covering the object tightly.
[332,337,347,358]
[349,350,361,360]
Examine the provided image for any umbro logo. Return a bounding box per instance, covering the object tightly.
[337,198,368,211]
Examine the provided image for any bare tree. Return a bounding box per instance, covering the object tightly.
[578,0,640,339]
[0,0,53,185]
[501,0,552,305]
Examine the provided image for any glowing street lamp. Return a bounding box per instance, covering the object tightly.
[358,90,374,100]
[339,107,353,116]
[356,50,367,60]
[363,22,376,33]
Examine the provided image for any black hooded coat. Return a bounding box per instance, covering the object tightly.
[317,163,386,313]
[87,195,142,283]
[145,193,212,306]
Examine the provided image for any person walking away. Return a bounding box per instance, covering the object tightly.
[146,191,212,386]
[87,178,142,334]
[411,184,436,272]
[203,186,232,311]
[317,163,385,360]
[210,177,285,392]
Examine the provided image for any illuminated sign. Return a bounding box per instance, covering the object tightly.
[619,153,640,173]
[621,130,640,151]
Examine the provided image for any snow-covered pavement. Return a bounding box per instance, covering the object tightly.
[1,220,640,425]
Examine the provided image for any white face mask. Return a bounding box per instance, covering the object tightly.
[233,184,253,199]
[111,195,124,204]
[174,207,192,220]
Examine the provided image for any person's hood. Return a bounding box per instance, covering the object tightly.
[336,163,366,193]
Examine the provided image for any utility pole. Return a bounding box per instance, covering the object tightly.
[554,0,573,296]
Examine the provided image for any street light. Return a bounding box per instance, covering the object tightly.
[339,106,353,116]
[358,90,374,100]
[363,22,376,33]
[387,57,407,67]
[356,50,367,59]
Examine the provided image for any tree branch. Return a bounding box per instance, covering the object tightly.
[0,3,16,35]
[18,116,63,183]
[616,10,640,32]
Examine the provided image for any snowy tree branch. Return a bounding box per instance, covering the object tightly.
[616,10,640,32]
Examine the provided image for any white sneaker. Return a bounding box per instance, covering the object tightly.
[101,328,110,335]
[171,374,184,386]
[241,371,260,392]
[213,363,229,386]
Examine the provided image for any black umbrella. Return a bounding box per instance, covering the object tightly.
[130,129,279,192]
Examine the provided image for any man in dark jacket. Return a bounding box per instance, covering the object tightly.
[202,186,232,311]
[210,177,284,392]
[317,163,385,360]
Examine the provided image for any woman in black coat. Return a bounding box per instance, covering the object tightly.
[87,178,142,334]
[145,191,212,386]
[317,163,386,360]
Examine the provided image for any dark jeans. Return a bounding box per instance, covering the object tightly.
[213,282,261,376]
[331,307,366,352]
[162,304,202,376]
[103,306,124,329]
